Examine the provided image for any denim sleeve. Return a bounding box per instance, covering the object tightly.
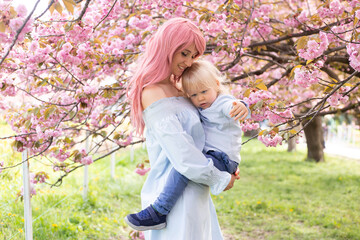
[219,97,251,120]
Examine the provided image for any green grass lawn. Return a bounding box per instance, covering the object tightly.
[0,137,359,240]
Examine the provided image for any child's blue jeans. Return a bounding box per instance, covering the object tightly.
[152,150,238,215]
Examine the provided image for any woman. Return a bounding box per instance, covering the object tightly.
[127,17,240,240]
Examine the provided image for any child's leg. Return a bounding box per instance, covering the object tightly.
[205,150,238,174]
[152,168,189,215]
[125,168,188,231]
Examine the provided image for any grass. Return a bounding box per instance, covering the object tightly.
[216,140,360,240]
[0,133,359,239]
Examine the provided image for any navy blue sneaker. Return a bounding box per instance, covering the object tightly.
[125,205,167,231]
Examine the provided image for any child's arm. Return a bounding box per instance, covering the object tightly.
[229,101,250,121]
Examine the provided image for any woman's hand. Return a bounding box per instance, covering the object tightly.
[229,101,249,121]
[223,171,240,191]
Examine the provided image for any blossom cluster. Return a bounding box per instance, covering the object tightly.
[317,0,345,19]
[0,3,33,45]
[298,32,329,60]
[241,122,260,133]
[258,134,283,147]
[267,109,293,125]
[293,67,321,88]
[347,43,360,71]
[326,86,351,107]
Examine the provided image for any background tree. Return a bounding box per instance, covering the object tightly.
[0,0,359,190]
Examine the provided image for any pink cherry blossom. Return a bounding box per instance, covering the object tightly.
[347,43,360,71]
[356,10,360,19]
[293,67,321,88]
[81,156,93,165]
[135,167,151,176]
[258,134,283,147]
[299,32,329,60]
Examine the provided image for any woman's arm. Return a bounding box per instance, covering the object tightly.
[151,119,232,195]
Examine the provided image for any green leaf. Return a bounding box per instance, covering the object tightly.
[259,129,268,136]
[244,89,251,98]
[0,22,6,33]
[33,141,41,148]
[290,129,297,134]
[296,36,309,51]
[64,137,72,144]
[24,120,32,129]
[256,83,268,91]
[272,127,279,133]
[44,106,56,120]
[49,1,55,14]
[54,2,63,14]
[254,100,264,109]
[289,65,303,79]
[306,60,313,65]
[63,0,75,14]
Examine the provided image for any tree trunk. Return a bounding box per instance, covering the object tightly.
[287,137,297,152]
[303,116,325,162]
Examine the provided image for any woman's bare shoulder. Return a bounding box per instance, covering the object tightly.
[142,85,167,110]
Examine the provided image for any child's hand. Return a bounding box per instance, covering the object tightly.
[170,74,183,93]
[234,168,240,177]
[229,101,249,121]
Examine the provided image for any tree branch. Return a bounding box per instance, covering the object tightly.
[230,62,275,81]
[93,0,118,31]
[50,140,143,187]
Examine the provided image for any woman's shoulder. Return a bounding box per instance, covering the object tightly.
[142,85,167,110]
[143,95,197,123]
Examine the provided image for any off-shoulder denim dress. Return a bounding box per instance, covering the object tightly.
[141,97,230,240]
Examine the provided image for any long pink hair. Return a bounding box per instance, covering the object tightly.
[127,18,206,135]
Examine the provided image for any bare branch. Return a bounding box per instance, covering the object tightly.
[230,62,275,82]
[50,140,143,187]
[49,54,84,86]
[35,0,54,20]
[93,0,118,31]
[248,19,351,49]
[0,137,53,171]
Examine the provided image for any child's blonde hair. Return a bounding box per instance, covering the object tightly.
[182,59,227,96]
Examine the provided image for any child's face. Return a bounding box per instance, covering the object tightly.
[187,86,218,109]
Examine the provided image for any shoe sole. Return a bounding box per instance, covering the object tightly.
[124,216,166,231]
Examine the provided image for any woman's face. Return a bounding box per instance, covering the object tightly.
[171,43,199,77]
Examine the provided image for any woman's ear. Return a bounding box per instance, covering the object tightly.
[216,79,220,86]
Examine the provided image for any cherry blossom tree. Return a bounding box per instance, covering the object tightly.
[0,0,359,191]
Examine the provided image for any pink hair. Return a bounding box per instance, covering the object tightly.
[127,18,206,135]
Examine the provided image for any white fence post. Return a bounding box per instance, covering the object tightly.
[22,149,33,240]
[83,134,90,200]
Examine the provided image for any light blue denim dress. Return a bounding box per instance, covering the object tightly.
[142,96,230,240]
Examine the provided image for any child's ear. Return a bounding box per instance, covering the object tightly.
[216,79,220,86]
